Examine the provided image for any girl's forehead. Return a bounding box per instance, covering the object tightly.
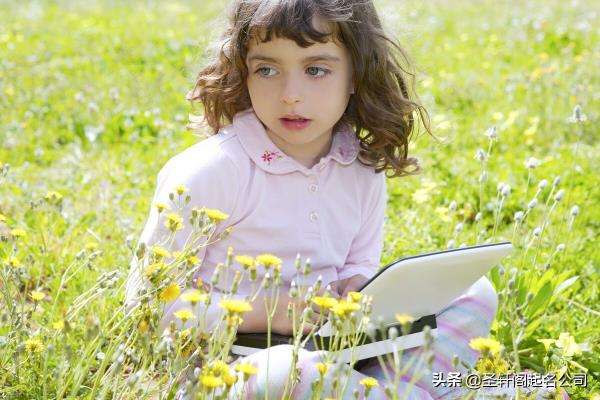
[247,15,342,49]
[247,35,342,53]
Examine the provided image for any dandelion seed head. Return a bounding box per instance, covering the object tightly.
[567,104,587,123]
[479,171,487,183]
[448,201,457,211]
[514,211,523,222]
[454,223,463,233]
[446,239,455,249]
[554,189,565,202]
[528,199,538,209]
[474,148,487,162]
[533,227,542,237]
[556,244,565,252]
[525,157,542,169]
[570,205,579,216]
[484,126,497,140]
[497,182,505,192]
[501,184,511,197]
[538,179,549,190]
[553,176,561,187]
[475,212,482,222]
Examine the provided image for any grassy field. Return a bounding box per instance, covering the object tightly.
[0,0,598,398]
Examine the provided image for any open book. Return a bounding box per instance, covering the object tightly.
[232,241,513,362]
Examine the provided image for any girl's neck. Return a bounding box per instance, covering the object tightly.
[264,128,334,169]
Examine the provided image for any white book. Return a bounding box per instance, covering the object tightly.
[232,241,513,361]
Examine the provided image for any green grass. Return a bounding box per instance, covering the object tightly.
[1,0,598,398]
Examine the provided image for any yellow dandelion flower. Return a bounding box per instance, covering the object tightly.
[203,208,229,222]
[226,314,244,328]
[332,300,360,317]
[555,332,581,357]
[537,338,555,351]
[223,372,238,386]
[220,299,253,314]
[144,262,165,277]
[211,360,230,376]
[151,245,170,259]
[186,255,200,265]
[138,320,149,335]
[44,191,63,203]
[154,202,170,213]
[4,256,20,268]
[311,296,338,310]
[256,254,282,269]
[10,228,26,238]
[164,213,184,232]
[200,374,223,389]
[235,255,255,269]
[434,207,451,223]
[347,292,362,303]
[30,291,46,301]
[395,313,415,325]
[174,309,195,322]
[493,357,510,374]
[25,338,45,353]
[234,362,258,378]
[181,289,206,305]
[359,377,379,388]
[159,283,180,302]
[85,242,98,251]
[316,362,328,376]
[179,328,191,339]
[53,320,65,330]
[175,184,189,196]
[469,337,501,356]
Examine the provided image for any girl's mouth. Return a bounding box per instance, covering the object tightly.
[280,118,311,130]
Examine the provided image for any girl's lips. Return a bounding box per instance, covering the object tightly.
[280,118,311,130]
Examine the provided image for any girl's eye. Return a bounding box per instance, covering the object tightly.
[306,66,330,78]
[254,66,331,79]
[255,67,276,77]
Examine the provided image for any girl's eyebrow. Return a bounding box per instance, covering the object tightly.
[247,53,341,64]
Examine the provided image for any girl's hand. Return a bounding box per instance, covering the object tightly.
[271,291,321,336]
[238,290,321,336]
[328,274,369,298]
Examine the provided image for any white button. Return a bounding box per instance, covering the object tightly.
[309,211,319,222]
[308,184,318,193]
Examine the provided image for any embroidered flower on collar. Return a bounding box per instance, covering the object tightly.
[261,150,283,165]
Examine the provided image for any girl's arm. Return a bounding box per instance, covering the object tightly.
[125,143,240,330]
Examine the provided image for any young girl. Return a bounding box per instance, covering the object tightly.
[126,1,503,399]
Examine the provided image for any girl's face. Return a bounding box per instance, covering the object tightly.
[245,18,354,165]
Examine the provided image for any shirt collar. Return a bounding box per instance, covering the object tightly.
[232,108,360,175]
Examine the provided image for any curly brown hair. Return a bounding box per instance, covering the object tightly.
[187,0,435,178]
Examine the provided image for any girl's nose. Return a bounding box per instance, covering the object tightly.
[280,75,302,104]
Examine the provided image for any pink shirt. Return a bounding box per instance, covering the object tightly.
[126,108,387,324]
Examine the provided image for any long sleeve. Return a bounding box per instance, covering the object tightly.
[336,171,387,280]
[124,140,241,331]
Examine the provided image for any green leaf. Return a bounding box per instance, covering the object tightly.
[526,281,553,319]
[553,275,579,296]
